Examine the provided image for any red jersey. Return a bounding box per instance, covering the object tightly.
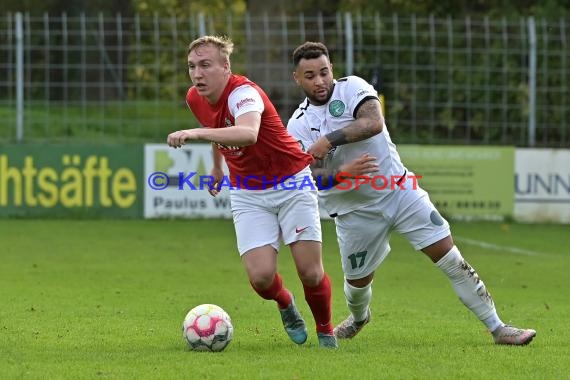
[186,74,313,189]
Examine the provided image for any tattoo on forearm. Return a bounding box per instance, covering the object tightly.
[325,129,348,147]
[325,99,383,147]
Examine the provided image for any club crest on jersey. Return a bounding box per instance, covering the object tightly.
[328,100,345,117]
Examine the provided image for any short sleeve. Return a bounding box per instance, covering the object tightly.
[344,76,378,118]
[228,85,265,118]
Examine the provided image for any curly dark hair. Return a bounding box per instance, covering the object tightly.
[292,42,330,67]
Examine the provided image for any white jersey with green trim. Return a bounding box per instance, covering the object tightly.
[287,75,407,216]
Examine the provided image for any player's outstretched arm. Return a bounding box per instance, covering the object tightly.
[167,111,261,148]
[199,111,260,146]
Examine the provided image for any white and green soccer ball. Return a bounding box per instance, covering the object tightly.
[182,304,233,352]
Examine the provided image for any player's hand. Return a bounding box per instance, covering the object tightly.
[307,136,333,160]
[338,153,378,178]
[167,129,199,148]
[208,167,225,197]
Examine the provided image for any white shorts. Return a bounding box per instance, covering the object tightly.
[335,183,450,280]
[230,166,322,256]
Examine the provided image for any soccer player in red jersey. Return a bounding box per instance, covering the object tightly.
[167,36,337,348]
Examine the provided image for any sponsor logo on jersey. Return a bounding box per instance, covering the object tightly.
[328,100,345,117]
[356,89,372,97]
[236,97,255,110]
[215,142,241,152]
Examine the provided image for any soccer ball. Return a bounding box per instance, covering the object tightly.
[182,304,233,352]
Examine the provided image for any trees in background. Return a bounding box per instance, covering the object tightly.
[2,0,568,17]
[3,0,568,145]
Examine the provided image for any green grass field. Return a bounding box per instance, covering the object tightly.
[1,219,569,379]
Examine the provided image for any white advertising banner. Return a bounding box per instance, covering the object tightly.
[144,144,570,224]
[144,144,232,218]
[515,149,570,223]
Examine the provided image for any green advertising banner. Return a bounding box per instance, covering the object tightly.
[0,145,143,218]
[398,145,514,219]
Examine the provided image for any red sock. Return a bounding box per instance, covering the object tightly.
[250,273,292,309]
[303,273,333,334]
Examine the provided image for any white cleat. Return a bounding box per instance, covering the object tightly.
[333,309,371,339]
[492,324,536,345]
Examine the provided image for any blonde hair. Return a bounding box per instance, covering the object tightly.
[188,35,234,63]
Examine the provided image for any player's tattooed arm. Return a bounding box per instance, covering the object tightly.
[309,153,378,190]
[295,138,340,188]
[309,158,346,189]
[325,98,384,147]
[307,98,383,160]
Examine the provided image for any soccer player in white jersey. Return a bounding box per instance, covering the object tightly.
[287,41,536,345]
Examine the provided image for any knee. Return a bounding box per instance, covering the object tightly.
[346,273,374,288]
[248,270,275,290]
[422,236,454,263]
[297,266,324,287]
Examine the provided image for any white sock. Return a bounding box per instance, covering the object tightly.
[344,279,372,323]
[436,246,503,332]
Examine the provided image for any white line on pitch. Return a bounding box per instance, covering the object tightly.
[454,236,541,256]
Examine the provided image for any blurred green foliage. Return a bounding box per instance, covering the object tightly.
[3,0,568,17]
